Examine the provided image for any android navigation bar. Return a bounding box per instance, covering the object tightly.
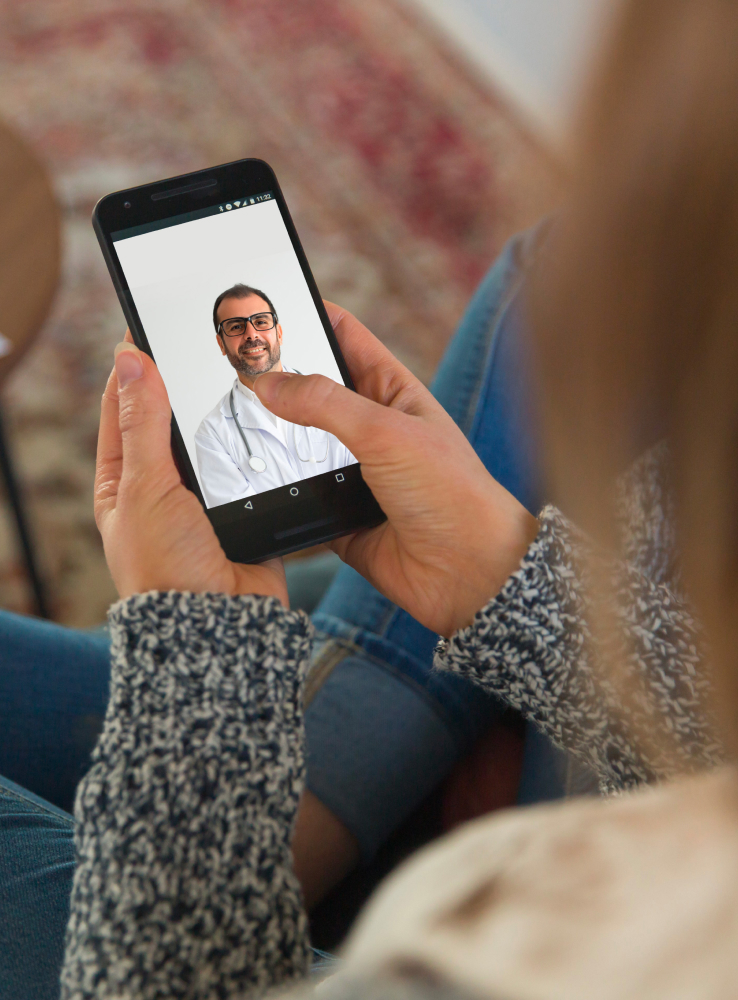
[218,192,273,213]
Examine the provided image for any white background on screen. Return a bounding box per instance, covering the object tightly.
[113,200,344,489]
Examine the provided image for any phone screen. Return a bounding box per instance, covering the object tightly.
[111,191,357,511]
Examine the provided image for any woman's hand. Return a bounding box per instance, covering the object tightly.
[254,303,538,637]
[95,336,287,603]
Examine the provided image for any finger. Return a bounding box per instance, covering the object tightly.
[94,365,124,526]
[113,343,180,489]
[95,330,136,519]
[322,301,432,412]
[254,370,419,462]
[326,523,392,594]
[323,301,394,376]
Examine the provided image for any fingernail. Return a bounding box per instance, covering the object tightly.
[254,371,293,403]
[114,343,143,387]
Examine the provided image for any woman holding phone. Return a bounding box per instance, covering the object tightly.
[7,0,738,996]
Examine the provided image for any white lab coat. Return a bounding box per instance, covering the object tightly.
[194,372,357,508]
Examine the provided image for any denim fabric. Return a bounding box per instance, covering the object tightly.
[0,613,110,1000]
[305,231,566,856]
[0,773,336,1000]
[0,610,111,815]
[0,776,75,1000]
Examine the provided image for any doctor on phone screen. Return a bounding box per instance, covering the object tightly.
[194,284,356,508]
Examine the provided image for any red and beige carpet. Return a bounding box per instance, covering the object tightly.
[0,0,559,624]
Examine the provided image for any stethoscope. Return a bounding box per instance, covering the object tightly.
[229,387,329,473]
[292,422,329,465]
[229,388,267,473]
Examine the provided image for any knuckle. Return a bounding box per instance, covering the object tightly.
[117,393,166,434]
[291,373,333,415]
[117,393,147,431]
[101,378,119,407]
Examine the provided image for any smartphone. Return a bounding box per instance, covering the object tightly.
[93,158,385,563]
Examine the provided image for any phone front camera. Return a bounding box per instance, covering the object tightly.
[124,201,132,209]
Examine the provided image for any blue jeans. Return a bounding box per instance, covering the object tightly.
[0,230,567,999]
[304,229,565,859]
[0,617,110,999]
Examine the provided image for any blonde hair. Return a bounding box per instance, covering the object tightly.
[528,0,738,749]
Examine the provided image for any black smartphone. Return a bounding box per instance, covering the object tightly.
[93,158,385,563]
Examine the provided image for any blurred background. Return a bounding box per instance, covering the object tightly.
[0,0,610,625]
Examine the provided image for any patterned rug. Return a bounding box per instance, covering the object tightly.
[0,0,559,625]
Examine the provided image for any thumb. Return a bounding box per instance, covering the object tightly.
[254,371,399,461]
[114,343,177,484]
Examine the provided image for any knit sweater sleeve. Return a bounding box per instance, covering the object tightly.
[60,591,312,1000]
[435,507,721,791]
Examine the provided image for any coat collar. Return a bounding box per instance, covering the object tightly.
[219,368,297,434]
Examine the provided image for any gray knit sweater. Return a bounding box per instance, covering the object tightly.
[60,452,720,999]
[60,593,313,1000]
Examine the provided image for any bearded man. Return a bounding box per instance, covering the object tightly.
[194,284,355,507]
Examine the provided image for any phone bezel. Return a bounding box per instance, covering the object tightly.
[92,157,385,563]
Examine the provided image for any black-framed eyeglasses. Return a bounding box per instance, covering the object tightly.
[218,312,278,337]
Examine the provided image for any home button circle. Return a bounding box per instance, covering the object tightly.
[290,487,299,496]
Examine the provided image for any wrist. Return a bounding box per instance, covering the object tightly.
[441,499,539,638]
